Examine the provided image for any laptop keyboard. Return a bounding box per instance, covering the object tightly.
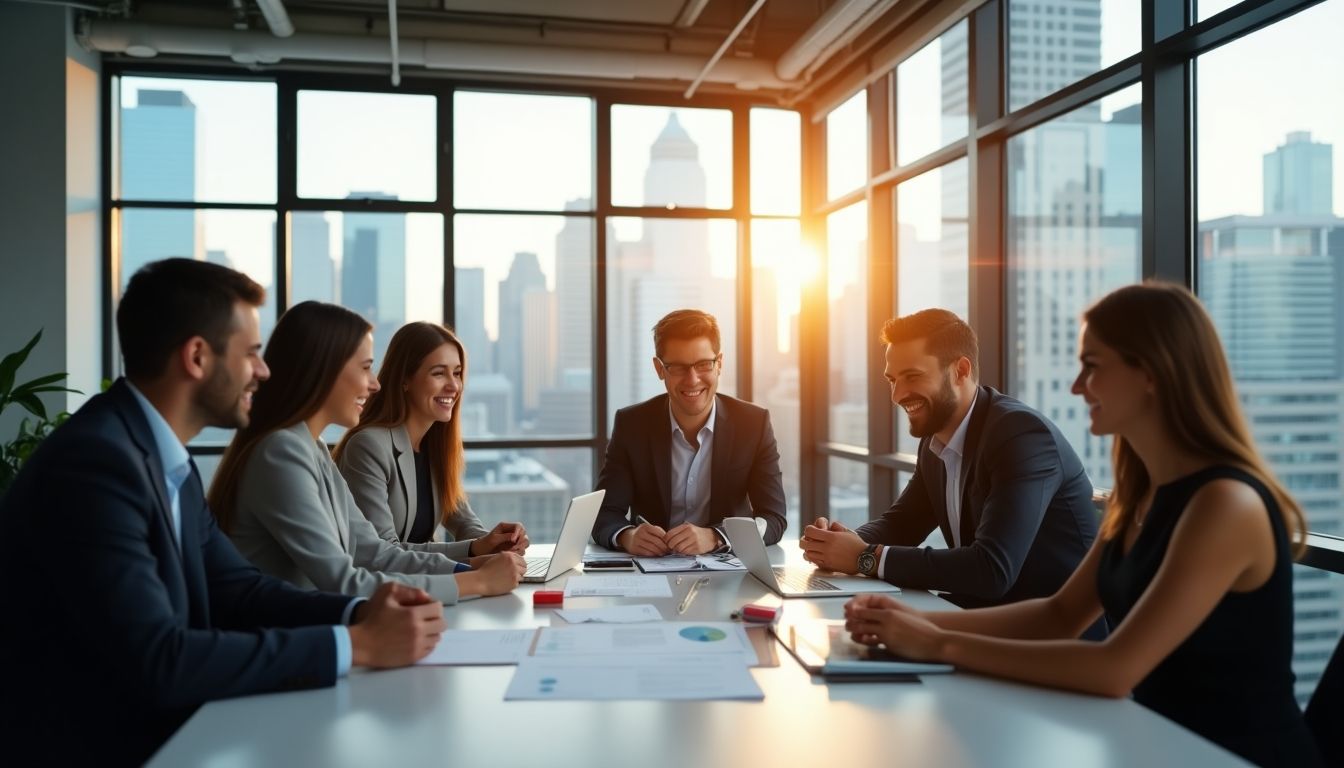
[772,567,838,592]
[524,557,551,578]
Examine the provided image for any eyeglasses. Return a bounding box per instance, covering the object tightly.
[657,356,720,377]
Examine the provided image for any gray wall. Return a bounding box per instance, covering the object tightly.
[0,5,101,436]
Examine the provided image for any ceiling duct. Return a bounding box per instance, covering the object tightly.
[255,0,295,38]
[774,0,896,81]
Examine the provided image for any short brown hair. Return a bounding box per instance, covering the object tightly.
[117,258,265,380]
[652,309,720,358]
[880,309,979,380]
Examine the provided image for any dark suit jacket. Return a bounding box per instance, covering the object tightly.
[0,380,353,766]
[593,393,787,548]
[857,386,1098,609]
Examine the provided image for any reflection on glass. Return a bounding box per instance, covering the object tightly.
[289,211,444,367]
[454,91,593,212]
[1007,0,1139,113]
[606,217,737,429]
[297,90,436,201]
[827,201,869,447]
[453,214,594,439]
[827,90,868,200]
[1194,0,1344,705]
[751,108,802,215]
[752,219,809,530]
[611,105,732,210]
[895,159,969,453]
[828,458,868,530]
[117,77,276,203]
[896,20,969,166]
[465,448,593,545]
[1006,84,1141,490]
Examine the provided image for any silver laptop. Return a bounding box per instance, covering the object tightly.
[722,517,902,598]
[521,490,606,583]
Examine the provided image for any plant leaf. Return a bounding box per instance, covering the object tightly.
[12,371,71,393]
[0,330,42,397]
[10,392,46,420]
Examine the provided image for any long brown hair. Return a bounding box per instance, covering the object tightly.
[1084,282,1306,555]
[209,301,372,533]
[334,322,468,524]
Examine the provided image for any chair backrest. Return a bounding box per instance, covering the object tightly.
[1305,635,1344,766]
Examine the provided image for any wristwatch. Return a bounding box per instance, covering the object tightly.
[856,543,879,577]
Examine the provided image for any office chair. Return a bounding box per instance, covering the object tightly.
[1305,637,1343,766]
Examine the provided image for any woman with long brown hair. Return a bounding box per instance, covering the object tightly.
[843,283,1320,766]
[334,321,528,559]
[209,302,524,605]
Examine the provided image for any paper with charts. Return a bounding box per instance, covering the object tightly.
[504,654,764,701]
[561,573,673,598]
[533,622,755,658]
[414,629,535,666]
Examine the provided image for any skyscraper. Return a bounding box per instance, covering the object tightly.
[497,251,547,421]
[1263,131,1334,216]
[454,266,492,373]
[291,212,335,305]
[120,89,197,277]
[340,192,406,361]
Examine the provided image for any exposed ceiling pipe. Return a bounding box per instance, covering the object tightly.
[682,0,768,99]
[255,0,295,38]
[81,21,798,89]
[799,0,897,81]
[387,0,399,86]
[774,0,889,81]
[674,0,712,28]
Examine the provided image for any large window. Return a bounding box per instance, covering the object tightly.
[1195,0,1344,703]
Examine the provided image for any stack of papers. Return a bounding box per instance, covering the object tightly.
[562,574,673,597]
[634,554,746,573]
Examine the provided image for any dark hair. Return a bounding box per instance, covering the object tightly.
[335,322,468,522]
[208,301,371,533]
[1083,282,1306,555]
[880,308,979,380]
[117,258,265,379]
[652,309,721,358]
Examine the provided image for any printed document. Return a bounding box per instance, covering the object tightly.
[534,621,755,660]
[562,573,673,598]
[505,655,764,701]
[414,629,536,666]
[554,604,663,624]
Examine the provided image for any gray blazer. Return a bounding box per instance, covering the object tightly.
[227,421,462,604]
[336,424,489,561]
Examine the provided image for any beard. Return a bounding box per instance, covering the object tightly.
[197,362,250,430]
[904,373,960,439]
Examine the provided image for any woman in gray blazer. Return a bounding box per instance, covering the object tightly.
[208,302,525,604]
[334,322,529,560]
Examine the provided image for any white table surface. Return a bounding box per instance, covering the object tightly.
[147,544,1249,768]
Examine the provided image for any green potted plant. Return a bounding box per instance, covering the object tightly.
[0,330,81,496]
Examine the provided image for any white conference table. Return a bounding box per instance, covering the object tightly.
[148,543,1249,768]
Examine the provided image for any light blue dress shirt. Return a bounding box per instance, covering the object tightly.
[126,382,356,677]
[668,400,716,529]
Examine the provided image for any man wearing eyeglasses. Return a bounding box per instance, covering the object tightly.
[593,309,787,555]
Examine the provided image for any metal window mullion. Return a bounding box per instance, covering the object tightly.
[969,0,1006,391]
[867,75,896,521]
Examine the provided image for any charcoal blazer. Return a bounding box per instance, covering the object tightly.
[857,386,1099,608]
[0,380,352,766]
[592,393,787,548]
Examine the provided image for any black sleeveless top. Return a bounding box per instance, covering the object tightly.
[1096,466,1321,767]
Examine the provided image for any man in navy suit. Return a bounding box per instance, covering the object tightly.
[0,259,445,766]
[593,309,787,555]
[800,309,1100,614]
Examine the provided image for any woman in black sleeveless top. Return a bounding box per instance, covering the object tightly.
[843,283,1321,767]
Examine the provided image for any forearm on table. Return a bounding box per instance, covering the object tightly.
[938,632,1132,698]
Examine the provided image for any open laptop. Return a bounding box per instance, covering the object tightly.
[723,516,902,598]
[521,489,605,583]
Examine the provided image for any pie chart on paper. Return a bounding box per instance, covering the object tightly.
[678,626,728,643]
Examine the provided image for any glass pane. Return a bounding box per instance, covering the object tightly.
[827,201,869,447]
[1007,0,1140,113]
[453,91,592,212]
[297,90,436,201]
[453,214,594,439]
[1197,0,1242,23]
[826,90,868,200]
[752,219,811,531]
[289,211,444,367]
[611,105,732,210]
[828,458,869,531]
[895,158,969,454]
[606,217,738,428]
[119,208,277,342]
[896,20,969,167]
[117,77,276,203]
[1195,2,1344,702]
[1006,85,1142,489]
[465,448,592,545]
[1290,567,1344,706]
[751,108,801,215]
